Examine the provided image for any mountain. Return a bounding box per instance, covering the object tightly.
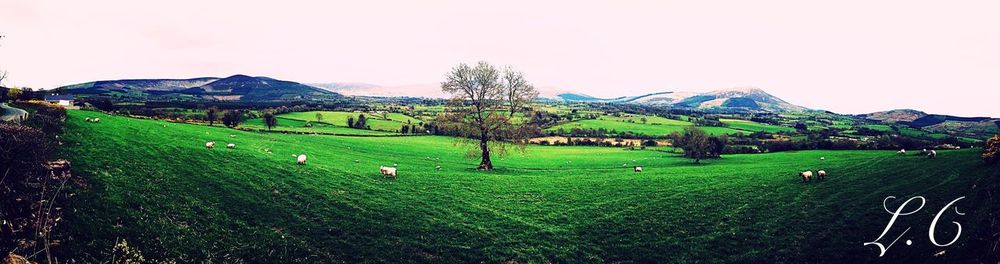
[56,75,338,101]
[556,93,623,102]
[861,109,928,123]
[674,87,805,112]
[308,82,381,93]
[549,87,806,112]
[307,83,448,98]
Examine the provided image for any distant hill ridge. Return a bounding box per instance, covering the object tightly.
[56,75,338,101]
[554,87,805,112]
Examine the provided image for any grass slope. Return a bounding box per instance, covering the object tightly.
[279,111,419,132]
[547,115,744,136]
[720,118,796,133]
[58,110,998,262]
[243,117,397,136]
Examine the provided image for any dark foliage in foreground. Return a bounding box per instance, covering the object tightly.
[0,102,80,262]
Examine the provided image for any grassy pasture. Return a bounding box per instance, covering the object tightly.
[547,115,745,136]
[242,117,397,135]
[57,110,997,263]
[279,111,420,131]
[720,118,796,133]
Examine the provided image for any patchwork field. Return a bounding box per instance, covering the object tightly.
[242,117,397,136]
[546,115,746,136]
[720,118,796,133]
[278,111,421,131]
[57,110,998,262]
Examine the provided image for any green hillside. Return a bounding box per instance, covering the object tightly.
[548,115,755,136]
[56,110,997,262]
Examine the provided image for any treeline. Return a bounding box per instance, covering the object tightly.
[545,127,659,139]
[534,138,658,148]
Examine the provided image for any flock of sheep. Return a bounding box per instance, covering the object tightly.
[800,149,943,183]
[203,134,402,179]
[897,148,938,159]
[83,117,101,123]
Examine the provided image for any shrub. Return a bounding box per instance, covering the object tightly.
[984,135,1000,164]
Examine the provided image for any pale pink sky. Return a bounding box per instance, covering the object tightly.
[1,0,998,116]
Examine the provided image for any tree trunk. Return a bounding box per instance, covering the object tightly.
[478,130,493,170]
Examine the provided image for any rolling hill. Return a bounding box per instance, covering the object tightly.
[56,110,1000,262]
[861,109,928,123]
[861,109,1000,139]
[551,87,806,112]
[56,75,339,101]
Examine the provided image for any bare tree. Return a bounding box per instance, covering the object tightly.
[441,61,538,170]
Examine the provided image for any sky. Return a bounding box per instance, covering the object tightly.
[1,0,998,117]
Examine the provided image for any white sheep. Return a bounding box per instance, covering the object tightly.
[819,156,825,161]
[93,118,100,123]
[205,141,216,148]
[800,171,813,182]
[85,117,92,122]
[634,166,642,173]
[897,149,906,155]
[927,150,937,159]
[817,170,827,180]
[229,134,236,138]
[380,166,398,178]
[297,154,308,165]
[435,165,442,170]
[227,143,236,149]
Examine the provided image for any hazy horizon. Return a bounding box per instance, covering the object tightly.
[2,0,998,116]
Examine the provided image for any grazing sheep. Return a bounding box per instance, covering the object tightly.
[380,166,398,178]
[800,171,813,182]
[897,149,906,155]
[354,160,360,163]
[820,156,825,161]
[634,166,642,173]
[297,154,308,165]
[205,141,216,149]
[93,118,100,123]
[817,170,827,180]
[227,143,236,149]
[85,117,92,122]
[435,165,442,170]
[230,134,236,138]
[927,150,937,159]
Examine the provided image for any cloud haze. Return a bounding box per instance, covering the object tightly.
[1,0,998,116]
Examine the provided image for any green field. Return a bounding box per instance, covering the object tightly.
[720,118,796,133]
[547,115,745,136]
[243,117,397,136]
[58,110,998,262]
[279,111,421,132]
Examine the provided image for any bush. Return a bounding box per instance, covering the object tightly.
[0,107,73,259]
[984,135,1000,164]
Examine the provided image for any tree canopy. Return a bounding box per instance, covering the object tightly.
[440,61,539,170]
